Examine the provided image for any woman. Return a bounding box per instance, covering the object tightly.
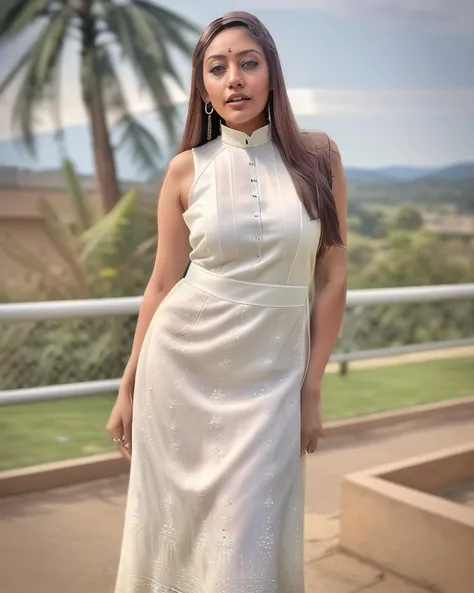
[107,10,347,593]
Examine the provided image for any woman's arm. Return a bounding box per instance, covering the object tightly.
[300,138,347,456]
[123,149,194,383]
[306,139,348,393]
[106,150,194,458]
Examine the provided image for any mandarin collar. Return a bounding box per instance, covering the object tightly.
[220,124,272,148]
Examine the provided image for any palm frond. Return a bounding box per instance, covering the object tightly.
[0,231,74,300]
[123,3,184,90]
[62,158,94,232]
[93,46,162,175]
[135,51,178,141]
[0,0,52,39]
[133,0,199,57]
[104,3,182,141]
[0,0,24,38]
[79,187,139,264]
[94,47,127,114]
[0,44,37,95]
[37,196,89,296]
[5,4,71,152]
[133,1,200,38]
[114,113,162,175]
[35,8,70,81]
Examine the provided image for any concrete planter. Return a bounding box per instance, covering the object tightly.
[340,443,474,593]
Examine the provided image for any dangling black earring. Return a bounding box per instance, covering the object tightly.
[205,102,214,141]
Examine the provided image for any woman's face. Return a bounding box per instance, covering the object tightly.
[202,26,270,133]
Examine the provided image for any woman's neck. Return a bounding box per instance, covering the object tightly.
[224,114,267,137]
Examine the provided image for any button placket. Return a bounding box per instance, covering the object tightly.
[248,152,263,259]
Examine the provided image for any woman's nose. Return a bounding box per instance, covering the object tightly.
[227,65,243,88]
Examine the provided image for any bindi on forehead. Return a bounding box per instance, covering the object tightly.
[206,28,262,61]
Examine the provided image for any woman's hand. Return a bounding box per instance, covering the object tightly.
[106,374,134,460]
[300,380,323,456]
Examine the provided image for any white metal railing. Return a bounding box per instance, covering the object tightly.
[1,283,474,322]
[1,283,473,406]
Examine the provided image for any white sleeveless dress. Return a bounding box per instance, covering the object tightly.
[114,124,321,593]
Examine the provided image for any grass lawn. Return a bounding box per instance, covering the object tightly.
[1,357,473,471]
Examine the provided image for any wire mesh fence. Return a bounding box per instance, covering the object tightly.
[0,314,137,390]
[1,298,473,391]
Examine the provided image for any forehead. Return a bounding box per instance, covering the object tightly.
[205,26,261,57]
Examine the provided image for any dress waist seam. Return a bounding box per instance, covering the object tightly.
[184,263,308,308]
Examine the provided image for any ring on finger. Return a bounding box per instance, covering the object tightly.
[124,443,131,450]
[113,436,124,444]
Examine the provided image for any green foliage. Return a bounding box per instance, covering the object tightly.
[0,315,138,389]
[1,160,157,299]
[340,176,474,353]
[347,203,388,238]
[63,158,93,232]
[350,179,474,214]
[339,221,474,353]
[0,159,156,389]
[363,228,471,287]
[347,232,377,286]
[389,204,423,231]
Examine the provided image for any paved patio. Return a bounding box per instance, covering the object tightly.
[1,414,473,593]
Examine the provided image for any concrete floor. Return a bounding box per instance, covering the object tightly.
[1,415,473,593]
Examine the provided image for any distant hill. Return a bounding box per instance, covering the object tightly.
[349,173,474,215]
[345,165,436,182]
[376,166,437,181]
[420,162,474,182]
[344,168,391,183]
[345,163,474,184]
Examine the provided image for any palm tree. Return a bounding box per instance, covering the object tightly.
[0,1,199,212]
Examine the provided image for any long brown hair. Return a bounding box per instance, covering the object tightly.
[177,11,342,257]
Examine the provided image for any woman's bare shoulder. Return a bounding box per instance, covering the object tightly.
[167,149,195,178]
[163,150,195,211]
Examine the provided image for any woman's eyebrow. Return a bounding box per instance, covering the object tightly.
[205,48,262,62]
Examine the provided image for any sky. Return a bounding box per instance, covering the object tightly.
[0,0,473,175]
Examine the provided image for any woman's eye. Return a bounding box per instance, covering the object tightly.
[209,60,258,74]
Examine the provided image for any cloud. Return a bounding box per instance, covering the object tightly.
[1,85,472,140]
[197,0,474,33]
[349,0,474,34]
[289,87,474,117]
